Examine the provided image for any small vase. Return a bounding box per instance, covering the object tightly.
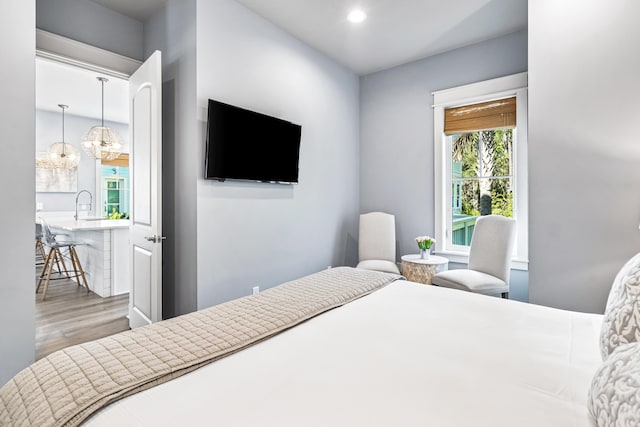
[420,248,430,260]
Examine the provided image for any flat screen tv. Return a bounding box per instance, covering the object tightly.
[205,99,302,184]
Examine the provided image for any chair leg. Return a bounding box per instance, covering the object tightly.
[35,239,60,274]
[35,239,46,261]
[38,248,56,301]
[36,248,55,293]
[56,248,70,278]
[70,247,90,293]
[41,246,62,275]
[52,247,63,274]
[501,292,509,299]
[68,248,81,287]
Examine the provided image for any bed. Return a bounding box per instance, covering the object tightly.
[1,264,637,427]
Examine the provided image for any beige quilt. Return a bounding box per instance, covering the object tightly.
[0,267,401,427]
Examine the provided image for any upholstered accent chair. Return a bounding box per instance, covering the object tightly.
[355,212,401,274]
[432,214,516,298]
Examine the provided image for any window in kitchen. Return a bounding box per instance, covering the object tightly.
[100,154,129,219]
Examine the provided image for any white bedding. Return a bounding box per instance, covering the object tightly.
[85,280,602,426]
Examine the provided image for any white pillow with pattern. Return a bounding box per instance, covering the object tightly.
[600,252,640,360]
[588,341,640,427]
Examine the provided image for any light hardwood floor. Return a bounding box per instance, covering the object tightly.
[35,269,130,360]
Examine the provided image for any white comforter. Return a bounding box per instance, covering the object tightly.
[86,280,602,426]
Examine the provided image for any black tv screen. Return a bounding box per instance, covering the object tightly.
[205,99,302,184]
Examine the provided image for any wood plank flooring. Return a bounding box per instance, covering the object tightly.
[35,271,130,360]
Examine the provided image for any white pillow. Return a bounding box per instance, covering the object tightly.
[600,252,640,360]
[588,341,640,427]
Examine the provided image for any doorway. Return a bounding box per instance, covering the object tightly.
[34,52,132,359]
[34,31,164,357]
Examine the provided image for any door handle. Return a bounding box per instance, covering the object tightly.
[144,235,167,243]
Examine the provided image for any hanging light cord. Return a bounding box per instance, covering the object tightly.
[97,77,108,145]
[101,78,105,145]
[101,78,105,127]
[59,104,68,158]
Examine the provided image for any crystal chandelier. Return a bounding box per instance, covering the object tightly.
[82,77,123,161]
[48,104,80,169]
[35,151,54,169]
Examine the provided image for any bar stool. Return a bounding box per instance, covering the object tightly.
[36,218,90,300]
[35,223,62,272]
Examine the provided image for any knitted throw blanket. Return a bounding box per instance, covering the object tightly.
[0,267,401,426]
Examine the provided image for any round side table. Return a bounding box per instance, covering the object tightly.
[401,254,449,285]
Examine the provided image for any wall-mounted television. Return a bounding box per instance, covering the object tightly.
[204,99,302,184]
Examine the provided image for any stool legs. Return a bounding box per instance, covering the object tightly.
[69,247,89,292]
[35,238,46,261]
[36,248,57,300]
[36,238,62,274]
[55,248,70,278]
[36,245,89,300]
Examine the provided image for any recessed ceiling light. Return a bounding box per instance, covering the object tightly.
[347,9,367,23]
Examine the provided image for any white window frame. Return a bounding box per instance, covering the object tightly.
[433,72,528,270]
[103,176,127,217]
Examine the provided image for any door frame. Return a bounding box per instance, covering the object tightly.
[34,31,161,326]
[36,28,141,78]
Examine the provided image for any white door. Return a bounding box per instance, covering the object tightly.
[129,50,162,328]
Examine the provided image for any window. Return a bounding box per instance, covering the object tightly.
[103,177,127,217]
[99,154,130,219]
[450,129,513,246]
[433,73,528,269]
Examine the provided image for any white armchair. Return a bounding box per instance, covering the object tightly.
[355,212,400,274]
[432,215,516,298]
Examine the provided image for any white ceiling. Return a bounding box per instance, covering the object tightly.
[92,0,527,75]
[36,0,527,120]
[35,56,129,123]
[233,0,528,75]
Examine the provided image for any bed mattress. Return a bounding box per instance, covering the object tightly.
[85,280,602,426]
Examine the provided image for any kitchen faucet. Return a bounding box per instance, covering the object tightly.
[75,190,93,221]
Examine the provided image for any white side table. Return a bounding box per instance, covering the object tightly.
[401,254,449,285]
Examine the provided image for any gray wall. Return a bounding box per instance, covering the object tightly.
[528,1,640,313]
[36,0,144,60]
[195,0,361,309]
[144,0,198,318]
[0,0,35,386]
[359,30,529,301]
[35,110,128,212]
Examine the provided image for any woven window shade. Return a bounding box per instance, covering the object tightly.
[444,97,516,135]
[101,153,129,167]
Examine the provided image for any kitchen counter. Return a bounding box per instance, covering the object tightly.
[37,214,130,297]
[39,218,130,231]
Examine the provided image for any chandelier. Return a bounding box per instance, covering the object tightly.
[48,104,80,169]
[82,77,123,161]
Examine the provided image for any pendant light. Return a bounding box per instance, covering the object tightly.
[36,151,54,169]
[82,77,123,161]
[48,104,80,169]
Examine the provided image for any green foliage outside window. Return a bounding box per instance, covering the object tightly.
[107,208,129,220]
[452,129,513,219]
